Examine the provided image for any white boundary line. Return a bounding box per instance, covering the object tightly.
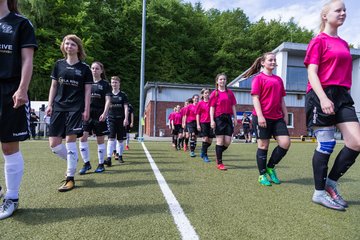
[141,142,199,240]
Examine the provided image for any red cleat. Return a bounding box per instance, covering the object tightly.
[125,145,129,150]
[217,164,227,171]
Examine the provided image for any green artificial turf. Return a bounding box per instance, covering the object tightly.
[0,140,359,240]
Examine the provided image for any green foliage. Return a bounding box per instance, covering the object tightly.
[20,0,314,123]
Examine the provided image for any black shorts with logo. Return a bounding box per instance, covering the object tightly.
[49,111,84,138]
[186,121,198,135]
[199,122,215,138]
[306,86,358,127]
[108,117,126,140]
[83,109,109,136]
[214,114,233,136]
[0,80,30,142]
[252,116,289,140]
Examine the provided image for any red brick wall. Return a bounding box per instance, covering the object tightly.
[145,101,307,137]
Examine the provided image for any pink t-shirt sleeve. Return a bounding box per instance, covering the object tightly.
[304,37,322,67]
[251,75,261,96]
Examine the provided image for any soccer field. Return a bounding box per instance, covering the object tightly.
[0,140,359,239]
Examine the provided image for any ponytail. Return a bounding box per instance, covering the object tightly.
[242,52,274,79]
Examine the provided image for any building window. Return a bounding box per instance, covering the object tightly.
[286,66,307,91]
[287,113,294,128]
[166,108,173,126]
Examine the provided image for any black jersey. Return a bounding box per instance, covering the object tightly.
[128,104,134,124]
[51,59,93,112]
[90,79,111,111]
[108,91,129,119]
[243,116,251,128]
[0,12,38,80]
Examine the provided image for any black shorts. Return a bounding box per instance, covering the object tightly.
[214,114,233,136]
[243,126,250,134]
[125,125,132,133]
[186,121,198,135]
[49,111,84,138]
[306,86,358,127]
[108,118,126,140]
[0,80,30,142]
[252,116,289,139]
[199,122,215,138]
[172,124,183,135]
[83,118,109,136]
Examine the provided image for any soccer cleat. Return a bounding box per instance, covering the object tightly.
[79,163,91,175]
[104,157,112,167]
[115,153,119,161]
[190,151,196,157]
[325,184,348,208]
[266,167,281,184]
[217,163,227,171]
[203,155,210,163]
[94,164,105,173]
[118,155,124,163]
[125,145,129,150]
[0,199,19,220]
[258,174,272,186]
[58,178,75,192]
[312,192,345,211]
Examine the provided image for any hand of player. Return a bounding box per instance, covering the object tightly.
[12,89,28,109]
[258,116,267,128]
[320,97,335,115]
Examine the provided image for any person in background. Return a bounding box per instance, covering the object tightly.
[184,94,199,157]
[304,0,360,211]
[0,0,37,220]
[125,103,134,150]
[242,112,251,143]
[30,108,39,139]
[78,61,111,174]
[209,73,237,171]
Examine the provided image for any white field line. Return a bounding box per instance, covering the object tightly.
[141,142,199,240]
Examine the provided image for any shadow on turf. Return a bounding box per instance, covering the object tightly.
[283,177,354,186]
[74,179,191,189]
[13,203,190,225]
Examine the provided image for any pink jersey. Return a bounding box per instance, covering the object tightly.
[168,112,174,123]
[251,72,286,120]
[185,104,197,123]
[196,100,210,123]
[304,32,352,92]
[209,89,237,118]
[173,112,183,125]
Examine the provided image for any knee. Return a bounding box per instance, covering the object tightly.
[2,143,19,155]
[315,127,336,154]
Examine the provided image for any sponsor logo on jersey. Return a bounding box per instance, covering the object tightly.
[75,69,82,76]
[58,77,79,87]
[0,23,13,34]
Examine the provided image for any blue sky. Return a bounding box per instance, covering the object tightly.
[185,0,360,47]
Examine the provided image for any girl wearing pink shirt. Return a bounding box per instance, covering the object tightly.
[196,88,214,163]
[184,94,200,157]
[180,99,191,151]
[171,105,183,150]
[209,74,237,171]
[304,0,360,211]
[245,52,290,186]
[168,107,176,149]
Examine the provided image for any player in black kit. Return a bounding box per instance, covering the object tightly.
[0,0,37,220]
[104,76,129,166]
[78,61,111,174]
[46,34,92,192]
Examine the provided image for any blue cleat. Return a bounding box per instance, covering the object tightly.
[79,163,91,175]
[94,164,105,173]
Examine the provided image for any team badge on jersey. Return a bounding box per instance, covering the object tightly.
[0,23,13,34]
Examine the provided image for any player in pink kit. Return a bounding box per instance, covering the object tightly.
[171,105,183,150]
[304,0,360,211]
[196,88,214,163]
[168,107,176,148]
[209,74,237,171]
[244,52,290,186]
[184,94,200,157]
[181,99,191,151]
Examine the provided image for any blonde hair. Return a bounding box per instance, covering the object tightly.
[60,34,87,61]
[242,52,274,78]
[111,76,121,83]
[319,0,344,32]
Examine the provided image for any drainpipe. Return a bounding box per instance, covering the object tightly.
[153,82,157,137]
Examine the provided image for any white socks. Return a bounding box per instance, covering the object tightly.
[117,140,124,156]
[79,141,90,163]
[66,142,78,177]
[4,152,24,200]
[98,143,105,164]
[107,140,116,158]
[51,144,67,161]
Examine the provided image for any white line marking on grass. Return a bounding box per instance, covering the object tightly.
[141,142,199,240]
